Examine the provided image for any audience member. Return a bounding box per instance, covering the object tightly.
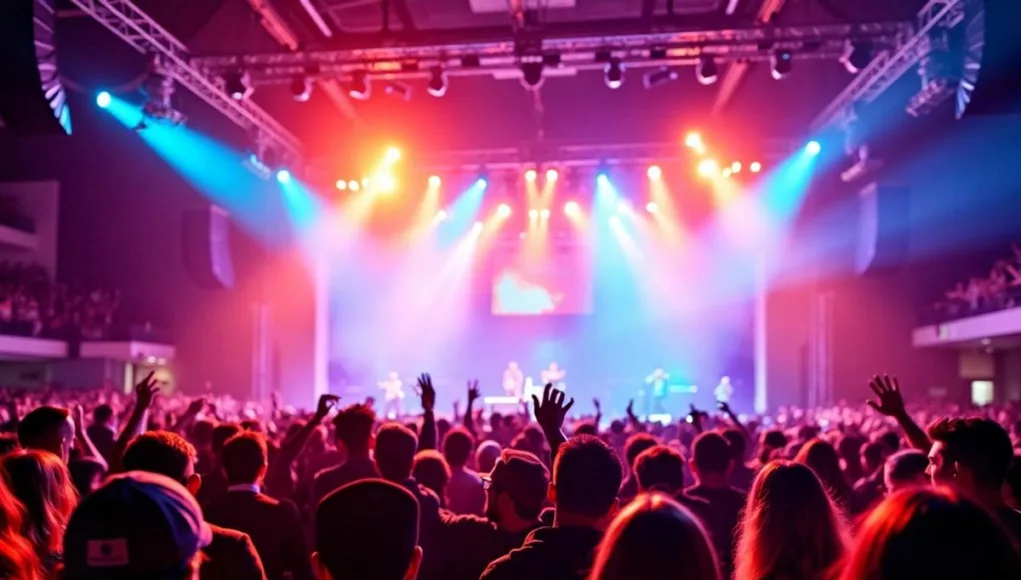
[16,406,75,463]
[85,404,117,462]
[312,403,378,505]
[617,433,659,504]
[61,471,211,580]
[314,479,422,580]
[589,492,720,580]
[687,431,747,575]
[0,449,79,574]
[721,428,754,491]
[120,431,266,580]
[631,445,710,519]
[414,449,451,507]
[882,449,929,494]
[0,476,40,580]
[203,431,312,580]
[438,449,548,580]
[734,461,849,580]
[196,422,242,506]
[794,438,854,511]
[443,426,485,515]
[841,487,1021,579]
[67,457,106,497]
[481,434,623,580]
[476,440,502,473]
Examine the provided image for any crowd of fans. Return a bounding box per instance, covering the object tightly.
[0,262,119,340]
[934,243,1021,321]
[1,372,1021,579]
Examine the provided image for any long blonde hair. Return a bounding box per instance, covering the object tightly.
[0,450,79,567]
[735,461,848,580]
[590,493,720,580]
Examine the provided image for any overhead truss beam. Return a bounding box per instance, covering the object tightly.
[809,0,965,133]
[68,0,304,160]
[192,19,910,82]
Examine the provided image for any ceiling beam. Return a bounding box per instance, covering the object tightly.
[246,0,360,123]
[710,0,787,116]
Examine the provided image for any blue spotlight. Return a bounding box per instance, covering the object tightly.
[805,140,822,156]
[597,173,609,186]
[276,169,292,183]
[475,177,488,189]
[96,91,111,109]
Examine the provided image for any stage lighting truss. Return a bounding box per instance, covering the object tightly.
[190,21,911,88]
[67,0,303,161]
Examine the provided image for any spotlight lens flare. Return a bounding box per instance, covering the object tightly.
[697,159,719,177]
[335,179,347,190]
[385,147,402,163]
[348,180,361,191]
[684,132,704,152]
[749,161,762,173]
[806,140,822,156]
[435,209,448,221]
[564,201,579,215]
[646,202,658,213]
[525,169,537,182]
[646,165,662,180]
[428,175,441,188]
[545,169,559,182]
[497,203,512,217]
[597,173,609,186]
[731,161,742,173]
[96,91,112,108]
[275,169,291,183]
[475,178,488,189]
[529,209,539,219]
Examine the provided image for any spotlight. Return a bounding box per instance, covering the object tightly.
[697,159,719,177]
[529,209,539,219]
[290,75,312,102]
[335,179,347,190]
[616,201,630,213]
[96,91,111,108]
[696,55,718,85]
[564,201,579,215]
[841,40,874,74]
[428,175,441,188]
[540,209,550,219]
[685,132,705,153]
[722,168,732,178]
[643,66,678,89]
[348,71,371,100]
[604,59,624,89]
[385,147,402,163]
[646,165,662,180]
[520,61,545,89]
[435,209,448,221]
[474,221,484,231]
[770,50,792,80]
[609,215,621,227]
[806,140,822,156]
[525,169,538,183]
[731,161,742,173]
[596,173,610,186]
[223,71,253,100]
[275,169,291,183]
[427,66,448,97]
[545,169,559,183]
[376,174,396,193]
[361,177,371,188]
[646,202,658,214]
[475,177,488,189]
[348,180,361,191]
[749,161,762,173]
[498,203,512,217]
[384,81,412,100]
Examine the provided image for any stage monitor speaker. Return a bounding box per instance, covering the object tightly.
[856,182,910,276]
[182,205,235,289]
[0,0,71,135]
[956,0,1021,118]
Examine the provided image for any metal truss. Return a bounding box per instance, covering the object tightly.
[191,20,911,82]
[809,0,965,133]
[67,0,304,160]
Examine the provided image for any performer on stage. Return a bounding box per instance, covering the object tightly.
[378,371,405,419]
[502,361,524,400]
[714,375,733,404]
[541,362,566,390]
[645,368,670,414]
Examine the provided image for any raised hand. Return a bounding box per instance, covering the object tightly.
[867,375,906,417]
[717,400,732,415]
[185,397,207,417]
[134,371,159,411]
[467,380,481,406]
[417,373,436,412]
[626,399,636,419]
[593,398,602,414]
[72,404,86,432]
[315,394,341,420]
[532,383,574,434]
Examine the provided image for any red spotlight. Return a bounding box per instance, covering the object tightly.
[348,180,361,191]
[697,159,719,178]
[731,161,742,173]
[335,180,347,191]
[545,169,559,183]
[525,169,537,182]
[749,161,762,173]
[428,175,441,188]
[646,165,662,180]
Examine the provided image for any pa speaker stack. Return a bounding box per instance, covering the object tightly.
[0,0,71,135]
[956,0,1021,118]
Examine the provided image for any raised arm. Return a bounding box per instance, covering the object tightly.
[717,401,749,440]
[266,394,339,497]
[72,404,108,471]
[109,372,159,474]
[463,380,480,438]
[533,384,573,461]
[867,375,931,452]
[416,373,437,451]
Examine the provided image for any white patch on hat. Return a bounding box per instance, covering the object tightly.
[86,539,129,567]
